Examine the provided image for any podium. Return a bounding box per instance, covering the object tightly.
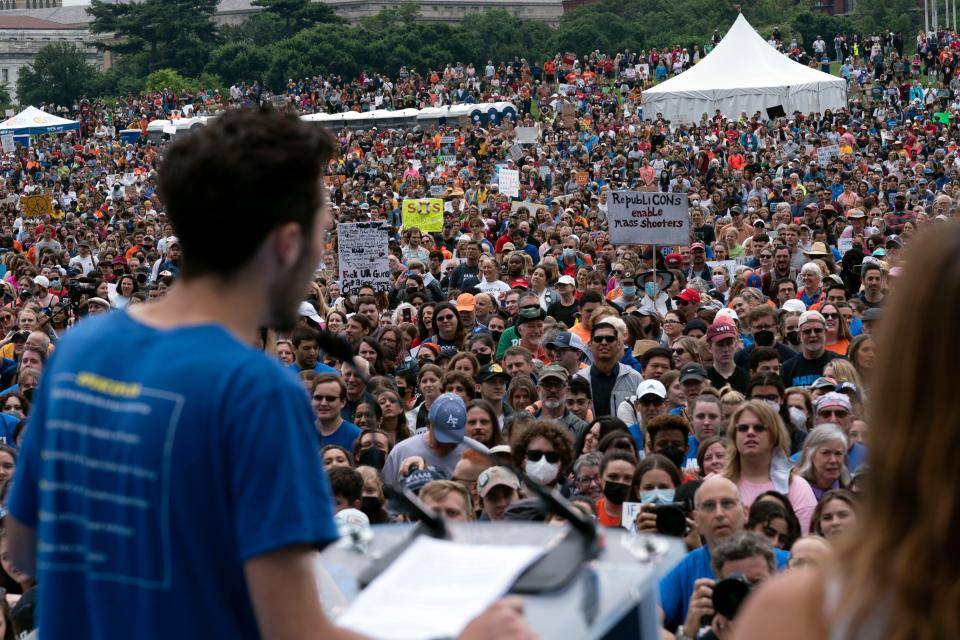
[317,522,685,640]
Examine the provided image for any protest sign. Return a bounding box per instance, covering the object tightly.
[561,103,577,127]
[0,134,13,154]
[499,169,520,198]
[607,191,689,246]
[22,194,53,218]
[511,201,548,216]
[402,198,444,232]
[338,222,390,295]
[817,144,840,165]
[575,171,590,187]
[509,143,525,162]
[439,136,456,162]
[516,126,539,145]
[621,502,643,534]
[429,184,445,197]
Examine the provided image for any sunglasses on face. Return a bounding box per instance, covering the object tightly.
[526,449,561,463]
[736,423,767,434]
[313,394,341,403]
[592,335,618,344]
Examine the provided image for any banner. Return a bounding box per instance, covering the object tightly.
[817,144,840,165]
[338,222,390,295]
[22,194,53,218]
[0,134,13,153]
[607,191,689,246]
[402,198,443,232]
[499,169,520,198]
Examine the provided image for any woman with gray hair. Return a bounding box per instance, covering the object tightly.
[796,423,850,501]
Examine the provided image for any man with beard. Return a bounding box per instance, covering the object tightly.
[5,110,532,640]
[533,365,587,439]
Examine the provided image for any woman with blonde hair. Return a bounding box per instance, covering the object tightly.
[823,357,864,391]
[723,400,817,532]
[738,223,960,639]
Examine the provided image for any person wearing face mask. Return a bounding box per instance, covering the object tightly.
[637,269,673,316]
[355,465,390,524]
[558,236,583,277]
[645,414,693,476]
[509,420,574,491]
[631,454,701,548]
[612,270,641,308]
[595,449,638,527]
[352,428,390,472]
[734,305,797,369]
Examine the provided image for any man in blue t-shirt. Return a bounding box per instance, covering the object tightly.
[5,110,530,640]
[312,372,361,451]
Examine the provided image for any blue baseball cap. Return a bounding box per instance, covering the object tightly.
[428,392,467,444]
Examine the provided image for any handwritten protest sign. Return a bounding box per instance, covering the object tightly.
[817,144,840,165]
[439,136,456,162]
[0,134,13,153]
[621,502,643,534]
[516,126,539,145]
[338,222,390,295]
[22,194,53,218]
[607,191,689,246]
[402,198,443,232]
[509,143,525,162]
[511,201,548,216]
[499,169,520,198]
[575,171,590,187]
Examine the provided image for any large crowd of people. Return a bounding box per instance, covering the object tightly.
[0,20,956,640]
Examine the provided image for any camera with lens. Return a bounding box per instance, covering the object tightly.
[65,277,99,304]
[711,572,754,620]
[652,497,692,537]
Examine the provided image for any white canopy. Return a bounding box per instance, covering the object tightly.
[0,106,79,135]
[642,14,847,123]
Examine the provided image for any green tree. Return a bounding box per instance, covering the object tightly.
[89,0,219,77]
[251,0,342,37]
[16,43,98,106]
[207,41,271,85]
[853,0,918,34]
[0,84,11,107]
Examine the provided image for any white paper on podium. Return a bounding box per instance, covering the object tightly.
[337,536,544,639]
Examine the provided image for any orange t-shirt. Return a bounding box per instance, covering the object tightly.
[825,339,849,356]
[596,498,623,528]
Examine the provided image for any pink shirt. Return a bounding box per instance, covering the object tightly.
[738,474,818,534]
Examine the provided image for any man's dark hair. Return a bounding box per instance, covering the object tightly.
[579,290,605,308]
[328,465,363,504]
[349,312,373,333]
[746,372,786,398]
[641,347,673,371]
[645,414,691,442]
[290,326,319,348]
[774,277,796,292]
[158,108,335,279]
[569,376,592,398]
[748,347,781,373]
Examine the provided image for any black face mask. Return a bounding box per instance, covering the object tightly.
[489,330,502,345]
[753,329,775,347]
[603,480,630,505]
[474,352,492,366]
[357,447,386,471]
[658,445,687,471]
[359,496,383,519]
[785,330,800,346]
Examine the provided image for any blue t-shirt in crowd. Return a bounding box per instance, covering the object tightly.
[659,544,790,630]
[8,311,339,640]
[0,412,18,448]
[288,361,338,375]
[319,419,362,451]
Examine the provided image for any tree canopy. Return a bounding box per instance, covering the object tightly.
[16,43,99,107]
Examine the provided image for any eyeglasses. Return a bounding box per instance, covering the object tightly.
[821,313,839,320]
[663,319,682,325]
[576,474,601,485]
[801,327,824,335]
[526,449,561,463]
[592,335,618,344]
[698,498,739,513]
[313,394,341,403]
[639,397,664,407]
[436,314,457,322]
[736,423,768,434]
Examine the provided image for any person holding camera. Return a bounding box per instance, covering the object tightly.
[659,476,790,634]
[678,532,777,640]
[631,454,700,550]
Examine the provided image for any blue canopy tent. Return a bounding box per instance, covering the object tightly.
[0,106,80,135]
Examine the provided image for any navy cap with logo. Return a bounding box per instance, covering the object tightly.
[679,362,708,383]
[478,363,511,383]
[428,392,467,443]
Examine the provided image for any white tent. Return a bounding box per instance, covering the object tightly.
[642,14,847,123]
[0,106,79,135]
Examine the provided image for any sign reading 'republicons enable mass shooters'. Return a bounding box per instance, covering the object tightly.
[607,191,690,246]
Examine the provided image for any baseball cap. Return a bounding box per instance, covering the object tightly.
[87,297,111,309]
[690,242,706,251]
[515,305,545,326]
[511,277,530,290]
[477,466,521,498]
[707,320,738,342]
[298,301,322,324]
[861,307,882,323]
[428,392,467,443]
[781,299,807,314]
[477,363,511,383]
[810,377,837,392]
[665,252,683,268]
[797,310,826,330]
[456,293,476,312]
[716,308,740,324]
[679,362,708,383]
[636,379,667,400]
[815,392,853,413]
[33,275,50,288]
[546,331,592,362]
[539,364,569,384]
[674,288,702,304]
[847,208,866,219]
[334,508,371,538]
[403,466,447,493]
[557,275,577,287]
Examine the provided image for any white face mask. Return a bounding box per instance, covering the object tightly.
[525,457,560,485]
[640,488,675,505]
